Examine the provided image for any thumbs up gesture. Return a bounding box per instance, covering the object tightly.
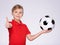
[6,17,12,28]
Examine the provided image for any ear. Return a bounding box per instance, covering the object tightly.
[22,11,24,16]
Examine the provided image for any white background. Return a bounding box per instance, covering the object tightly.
[0,0,60,45]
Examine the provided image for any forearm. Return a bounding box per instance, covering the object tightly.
[32,31,44,40]
[27,31,43,41]
[27,30,51,41]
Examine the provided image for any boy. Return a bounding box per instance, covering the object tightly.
[6,4,52,45]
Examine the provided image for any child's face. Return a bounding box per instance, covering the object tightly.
[12,8,23,20]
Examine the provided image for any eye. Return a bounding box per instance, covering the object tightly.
[15,11,17,13]
[19,12,23,14]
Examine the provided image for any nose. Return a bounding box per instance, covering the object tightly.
[17,13,20,15]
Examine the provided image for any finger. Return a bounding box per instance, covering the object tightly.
[47,30,52,33]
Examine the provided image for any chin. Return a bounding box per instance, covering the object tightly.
[17,18,20,20]
[15,18,20,20]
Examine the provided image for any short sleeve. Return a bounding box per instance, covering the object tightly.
[24,24,31,35]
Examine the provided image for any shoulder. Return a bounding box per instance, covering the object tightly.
[23,24,27,26]
[21,21,27,26]
[22,23,28,28]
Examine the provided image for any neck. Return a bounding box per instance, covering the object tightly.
[14,19,21,24]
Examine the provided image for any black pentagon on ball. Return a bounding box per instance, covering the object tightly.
[48,28,52,30]
[40,26,43,30]
[51,19,55,25]
[45,15,50,18]
[43,21,48,25]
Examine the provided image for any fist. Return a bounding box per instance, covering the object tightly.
[6,17,12,28]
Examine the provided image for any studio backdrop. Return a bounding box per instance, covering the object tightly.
[0,0,60,45]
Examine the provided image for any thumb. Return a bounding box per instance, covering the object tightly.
[6,17,9,23]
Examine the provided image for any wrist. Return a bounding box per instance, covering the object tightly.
[39,31,43,35]
[40,31,45,34]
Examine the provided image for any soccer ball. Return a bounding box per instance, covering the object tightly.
[39,15,55,30]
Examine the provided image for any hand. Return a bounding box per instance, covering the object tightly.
[41,30,52,34]
[6,17,12,28]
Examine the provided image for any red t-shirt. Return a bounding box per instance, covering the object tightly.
[8,20,31,45]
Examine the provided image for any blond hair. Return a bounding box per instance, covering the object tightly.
[12,4,23,12]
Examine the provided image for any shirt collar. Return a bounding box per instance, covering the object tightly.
[12,19,22,25]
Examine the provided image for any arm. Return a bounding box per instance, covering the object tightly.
[27,30,52,41]
[5,17,12,28]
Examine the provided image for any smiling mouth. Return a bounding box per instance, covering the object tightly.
[16,15,22,18]
[16,15,20,17]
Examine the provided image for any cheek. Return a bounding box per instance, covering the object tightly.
[19,14,23,17]
[12,14,16,18]
[12,13,17,16]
